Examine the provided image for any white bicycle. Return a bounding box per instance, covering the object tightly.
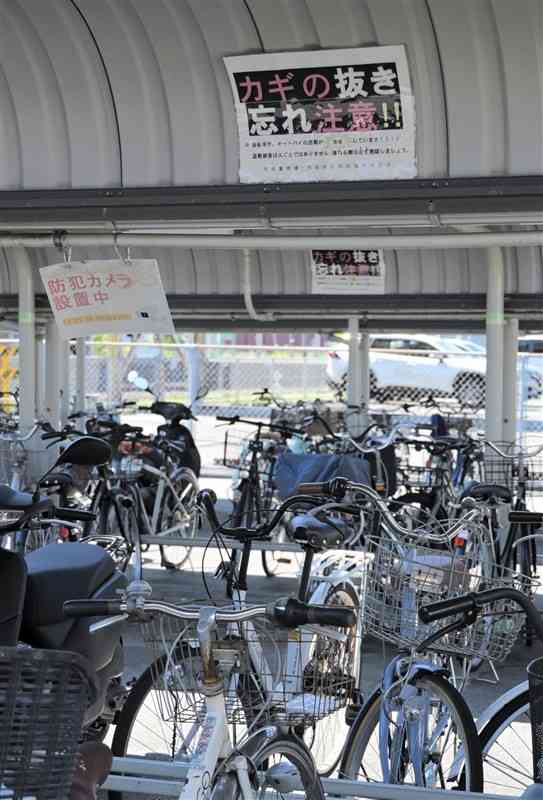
[65,588,356,799]
[107,488,364,787]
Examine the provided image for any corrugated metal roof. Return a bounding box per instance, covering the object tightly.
[1,0,541,187]
[0,242,534,299]
[1,0,542,316]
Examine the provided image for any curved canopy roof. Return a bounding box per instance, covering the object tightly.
[0,0,542,328]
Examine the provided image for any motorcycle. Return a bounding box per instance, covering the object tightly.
[0,436,128,740]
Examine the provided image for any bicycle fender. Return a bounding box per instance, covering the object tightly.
[407,661,449,682]
[473,679,527,734]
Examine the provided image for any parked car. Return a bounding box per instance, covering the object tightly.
[327,334,542,406]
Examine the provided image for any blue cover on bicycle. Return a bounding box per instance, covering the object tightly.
[273,452,371,500]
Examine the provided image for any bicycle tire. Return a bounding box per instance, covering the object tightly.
[339,671,483,791]
[477,687,531,794]
[303,581,359,776]
[158,470,198,570]
[210,731,324,799]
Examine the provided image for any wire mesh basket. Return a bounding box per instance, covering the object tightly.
[0,647,94,800]
[361,526,538,662]
[482,443,543,496]
[222,430,249,469]
[139,605,358,733]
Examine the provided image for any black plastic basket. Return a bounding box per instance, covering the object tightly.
[528,656,543,783]
[0,647,94,799]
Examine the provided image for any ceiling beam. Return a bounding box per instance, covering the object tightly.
[1,175,543,229]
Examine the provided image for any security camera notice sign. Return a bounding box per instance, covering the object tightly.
[40,259,174,339]
[311,249,385,294]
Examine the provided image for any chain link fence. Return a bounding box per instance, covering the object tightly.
[65,339,543,462]
[0,335,541,479]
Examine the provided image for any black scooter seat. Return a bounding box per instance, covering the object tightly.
[23,543,115,627]
[0,485,52,514]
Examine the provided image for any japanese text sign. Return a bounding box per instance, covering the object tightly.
[311,249,385,294]
[224,46,415,183]
[41,259,174,339]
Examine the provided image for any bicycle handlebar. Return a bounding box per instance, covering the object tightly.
[296,477,480,543]
[64,596,356,629]
[196,488,325,543]
[482,439,543,460]
[419,588,543,644]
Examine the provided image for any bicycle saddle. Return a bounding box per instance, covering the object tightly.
[461,483,512,504]
[0,485,52,514]
[287,513,349,550]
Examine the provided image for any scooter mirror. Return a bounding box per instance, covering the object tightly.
[134,377,149,391]
[127,370,139,384]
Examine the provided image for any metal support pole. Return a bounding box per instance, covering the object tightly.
[75,338,86,412]
[503,318,519,443]
[347,317,362,435]
[360,329,371,429]
[13,249,35,432]
[45,320,69,427]
[35,335,46,419]
[186,344,202,433]
[485,247,505,442]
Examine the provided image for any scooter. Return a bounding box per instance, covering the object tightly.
[0,435,128,740]
[127,370,203,477]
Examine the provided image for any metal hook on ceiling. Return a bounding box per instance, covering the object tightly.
[113,235,132,265]
[62,246,73,268]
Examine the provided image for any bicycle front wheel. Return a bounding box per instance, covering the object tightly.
[478,687,532,794]
[110,646,254,800]
[211,732,324,799]
[159,471,199,570]
[340,671,483,791]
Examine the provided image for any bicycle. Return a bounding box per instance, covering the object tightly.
[295,477,538,791]
[76,418,199,573]
[219,414,306,577]
[106,487,364,784]
[65,571,357,798]
[418,578,543,796]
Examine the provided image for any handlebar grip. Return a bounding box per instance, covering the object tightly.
[41,431,62,441]
[216,415,239,423]
[96,419,117,429]
[56,507,97,524]
[419,594,477,624]
[510,511,543,525]
[273,597,356,629]
[420,588,543,646]
[297,482,327,495]
[197,489,219,530]
[306,604,357,628]
[123,401,136,407]
[63,599,123,618]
